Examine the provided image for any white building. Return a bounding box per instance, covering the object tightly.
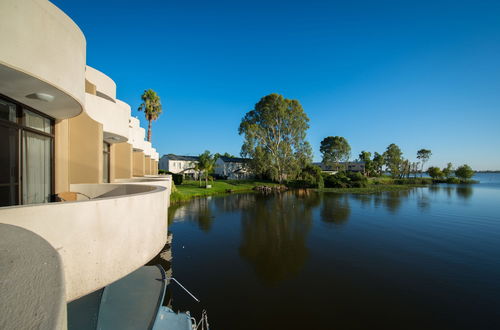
[215,156,252,180]
[159,154,199,179]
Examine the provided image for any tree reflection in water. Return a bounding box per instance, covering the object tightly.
[168,198,215,232]
[320,194,351,225]
[456,185,473,200]
[239,191,318,286]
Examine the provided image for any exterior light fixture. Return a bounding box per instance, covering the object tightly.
[26,93,55,102]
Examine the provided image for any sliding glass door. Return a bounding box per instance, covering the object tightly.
[0,95,54,206]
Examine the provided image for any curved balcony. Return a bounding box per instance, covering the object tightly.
[85,93,129,143]
[0,184,169,301]
[129,117,146,151]
[85,66,116,101]
[0,0,85,119]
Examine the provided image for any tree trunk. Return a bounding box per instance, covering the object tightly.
[205,170,208,187]
[147,119,152,142]
[199,171,202,187]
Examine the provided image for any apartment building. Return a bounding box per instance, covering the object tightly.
[214,156,252,180]
[0,1,170,328]
[159,154,200,179]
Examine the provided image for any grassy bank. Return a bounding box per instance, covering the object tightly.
[317,184,426,194]
[170,180,281,204]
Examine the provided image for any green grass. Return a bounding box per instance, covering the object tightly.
[171,180,281,204]
[317,184,425,194]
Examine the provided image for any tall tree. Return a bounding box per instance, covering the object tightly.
[239,93,312,183]
[320,136,351,171]
[198,151,216,187]
[417,149,432,177]
[372,152,384,176]
[442,162,453,179]
[383,143,403,178]
[138,89,162,142]
[358,151,372,176]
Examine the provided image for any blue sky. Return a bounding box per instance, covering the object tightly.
[53,0,500,170]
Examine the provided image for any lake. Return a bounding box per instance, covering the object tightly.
[162,173,500,329]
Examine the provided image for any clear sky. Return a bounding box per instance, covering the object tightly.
[52,0,500,170]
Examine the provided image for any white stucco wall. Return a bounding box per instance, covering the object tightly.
[85,66,116,100]
[129,117,145,151]
[0,0,86,119]
[85,93,129,143]
[0,184,169,302]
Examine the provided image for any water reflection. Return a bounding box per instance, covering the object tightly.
[320,194,351,225]
[456,185,473,200]
[239,192,314,286]
[169,198,215,232]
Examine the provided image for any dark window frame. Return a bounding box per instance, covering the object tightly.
[0,93,55,205]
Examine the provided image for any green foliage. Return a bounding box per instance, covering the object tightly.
[239,93,312,182]
[323,171,368,188]
[442,162,453,179]
[158,169,167,174]
[455,164,474,179]
[320,136,351,170]
[383,143,403,178]
[171,173,183,185]
[290,164,324,188]
[372,152,384,176]
[427,166,443,179]
[214,152,236,161]
[197,150,216,187]
[416,149,432,176]
[138,89,162,142]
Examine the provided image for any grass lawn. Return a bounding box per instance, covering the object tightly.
[171,180,281,204]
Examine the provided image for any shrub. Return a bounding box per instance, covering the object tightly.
[158,169,167,174]
[455,164,474,180]
[323,171,367,188]
[171,173,183,185]
[427,166,443,179]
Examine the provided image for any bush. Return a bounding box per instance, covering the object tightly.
[171,173,183,185]
[323,171,367,188]
[158,169,167,174]
[455,164,474,180]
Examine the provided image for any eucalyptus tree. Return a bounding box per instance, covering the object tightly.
[383,143,403,178]
[358,151,372,176]
[372,152,384,176]
[417,149,432,177]
[239,93,312,183]
[138,89,162,142]
[320,136,351,171]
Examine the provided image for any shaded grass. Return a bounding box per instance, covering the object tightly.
[171,180,281,204]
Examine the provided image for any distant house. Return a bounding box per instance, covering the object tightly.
[215,156,252,180]
[159,154,199,179]
[314,161,365,174]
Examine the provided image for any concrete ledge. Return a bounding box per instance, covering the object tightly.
[0,224,66,330]
[0,184,169,301]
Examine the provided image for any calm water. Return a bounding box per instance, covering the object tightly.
[165,173,500,329]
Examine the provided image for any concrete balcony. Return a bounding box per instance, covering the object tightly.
[85,66,116,101]
[129,117,146,151]
[85,93,130,143]
[0,183,170,302]
[0,0,86,119]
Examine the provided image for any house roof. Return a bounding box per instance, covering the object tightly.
[218,156,249,163]
[163,154,199,161]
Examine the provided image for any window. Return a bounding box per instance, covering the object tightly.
[0,95,54,206]
[103,142,110,183]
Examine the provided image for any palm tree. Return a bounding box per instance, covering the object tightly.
[138,89,162,142]
[198,151,215,188]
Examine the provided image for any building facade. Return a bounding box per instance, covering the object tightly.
[0,1,168,328]
[159,154,199,179]
[214,156,252,180]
